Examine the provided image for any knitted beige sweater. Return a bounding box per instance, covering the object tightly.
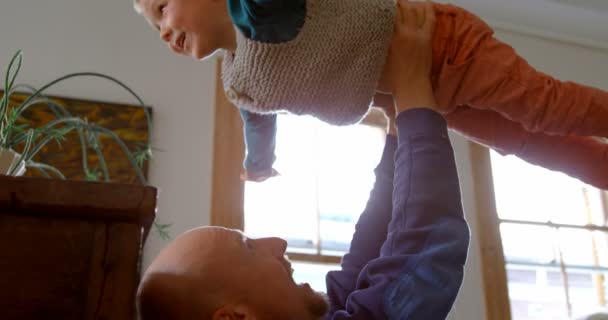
[221,0,396,126]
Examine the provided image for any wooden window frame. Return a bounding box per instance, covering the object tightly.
[210,58,246,231]
[210,58,386,265]
[469,143,513,320]
[470,142,608,320]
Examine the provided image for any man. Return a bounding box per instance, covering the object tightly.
[137,106,469,319]
[137,3,470,318]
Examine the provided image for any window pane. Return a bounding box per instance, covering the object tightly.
[491,150,608,319]
[586,189,607,226]
[291,261,340,293]
[489,151,590,225]
[244,116,319,244]
[244,173,318,245]
[506,265,569,320]
[500,223,556,264]
[245,114,385,256]
[508,266,608,320]
[317,123,385,254]
[569,270,608,319]
[595,231,608,268]
[558,229,608,268]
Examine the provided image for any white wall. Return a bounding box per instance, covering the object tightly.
[1,1,607,319]
[0,0,216,267]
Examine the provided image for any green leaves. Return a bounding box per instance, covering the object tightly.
[84,166,102,182]
[133,145,152,168]
[154,222,172,240]
[1,50,170,239]
[1,51,23,145]
[1,51,153,184]
[27,161,66,179]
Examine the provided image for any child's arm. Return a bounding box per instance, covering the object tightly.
[239,109,278,182]
[228,0,301,181]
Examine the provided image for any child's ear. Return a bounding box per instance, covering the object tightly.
[212,305,257,320]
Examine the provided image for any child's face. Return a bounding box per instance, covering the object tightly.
[135,0,224,60]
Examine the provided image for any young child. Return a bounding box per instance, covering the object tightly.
[134,0,608,189]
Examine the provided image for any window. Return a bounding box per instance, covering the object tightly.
[211,58,388,293]
[244,114,386,291]
[472,142,608,320]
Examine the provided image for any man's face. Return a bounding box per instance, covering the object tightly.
[135,0,222,60]
[143,227,329,319]
[214,228,329,319]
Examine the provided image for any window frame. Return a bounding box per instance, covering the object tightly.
[469,143,513,320]
[210,58,387,265]
[470,142,608,319]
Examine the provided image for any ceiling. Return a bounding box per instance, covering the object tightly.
[444,0,608,50]
[550,0,608,13]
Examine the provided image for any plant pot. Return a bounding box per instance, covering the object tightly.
[0,148,26,176]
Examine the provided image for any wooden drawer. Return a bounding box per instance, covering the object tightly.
[0,176,156,320]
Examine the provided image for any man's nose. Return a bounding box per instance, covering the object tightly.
[256,237,288,256]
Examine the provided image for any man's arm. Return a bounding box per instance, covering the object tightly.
[325,134,397,316]
[330,109,470,320]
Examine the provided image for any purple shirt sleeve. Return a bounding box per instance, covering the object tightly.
[325,135,397,315]
[326,109,470,320]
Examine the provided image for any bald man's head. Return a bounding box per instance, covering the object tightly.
[137,271,216,319]
[137,228,233,319]
[137,227,328,320]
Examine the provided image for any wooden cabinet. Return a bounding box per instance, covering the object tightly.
[0,176,157,320]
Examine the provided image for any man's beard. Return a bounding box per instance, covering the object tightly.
[307,290,330,318]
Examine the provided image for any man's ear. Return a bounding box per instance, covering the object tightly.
[212,305,257,320]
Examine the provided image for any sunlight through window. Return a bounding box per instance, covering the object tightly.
[490,151,608,320]
[244,114,386,291]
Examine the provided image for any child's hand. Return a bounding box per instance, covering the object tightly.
[385,0,438,113]
[240,168,280,182]
[372,92,397,136]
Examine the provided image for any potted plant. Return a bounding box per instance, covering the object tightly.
[0,50,173,319]
[0,50,169,238]
[0,145,25,176]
